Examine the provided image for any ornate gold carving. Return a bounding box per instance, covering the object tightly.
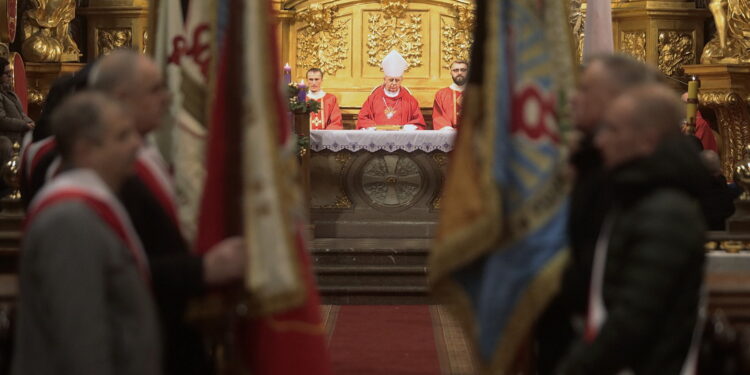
[657,31,694,77]
[621,31,646,62]
[699,90,750,180]
[295,4,349,75]
[367,1,423,70]
[570,0,585,62]
[432,196,441,209]
[380,0,408,19]
[320,194,353,209]
[142,30,148,54]
[440,4,475,69]
[431,152,448,167]
[97,28,132,56]
[21,0,80,62]
[702,0,750,64]
[27,87,44,106]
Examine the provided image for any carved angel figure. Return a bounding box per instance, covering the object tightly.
[21,0,80,62]
[701,0,750,64]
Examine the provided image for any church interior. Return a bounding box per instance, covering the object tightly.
[0,0,748,374]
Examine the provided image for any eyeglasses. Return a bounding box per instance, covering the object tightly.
[451,68,468,73]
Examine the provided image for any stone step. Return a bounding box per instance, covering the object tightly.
[0,248,18,274]
[319,285,432,305]
[0,232,20,249]
[313,221,438,239]
[313,248,428,266]
[315,265,427,288]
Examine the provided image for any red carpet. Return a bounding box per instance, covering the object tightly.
[327,305,443,375]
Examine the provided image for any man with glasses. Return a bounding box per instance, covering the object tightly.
[432,60,468,130]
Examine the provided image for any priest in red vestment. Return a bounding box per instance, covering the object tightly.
[356,50,426,130]
[306,68,343,130]
[432,60,468,130]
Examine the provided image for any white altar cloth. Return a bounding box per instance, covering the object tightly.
[309,130,456,153]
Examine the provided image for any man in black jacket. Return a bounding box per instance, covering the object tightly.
[536,55,661,373]
[558,84,707,374]
[89,50,245,375]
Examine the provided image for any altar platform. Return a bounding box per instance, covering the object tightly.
[309,130,455,239]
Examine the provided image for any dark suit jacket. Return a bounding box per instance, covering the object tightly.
[119,175,210,375]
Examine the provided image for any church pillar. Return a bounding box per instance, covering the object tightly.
[609,0,710,88]
[79,0,149,62]
[683,64,750,183]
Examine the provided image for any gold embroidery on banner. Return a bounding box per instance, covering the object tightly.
[621,31,647,62]
[441,4,475,69]
[296,4,350,75]
[367,0,423,70]
[657,31,695,77]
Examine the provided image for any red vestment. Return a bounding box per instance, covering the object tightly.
[308,93,343,130]
[432,87,463,130]
[356,86,426,129]
[695,111,718,153]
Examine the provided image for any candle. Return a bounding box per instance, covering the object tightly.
[283,63,291,86]
[686,76,698,134]
[297,79,307,103]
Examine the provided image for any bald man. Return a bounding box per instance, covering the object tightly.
[90,50,244,375]
[558,84,707,374]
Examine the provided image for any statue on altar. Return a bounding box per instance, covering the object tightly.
[701,0,750,64]
[21,0,80,62]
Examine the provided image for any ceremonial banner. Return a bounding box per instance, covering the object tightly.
[195,0,331,373]
[583,0,614,57]
[429,0,575,372]
[153,0,211,245]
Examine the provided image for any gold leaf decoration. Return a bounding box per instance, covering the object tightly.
[441,4,475,69]
[98,28,133,56]
[296,4,350,75]
[657,31,694,77]
[367,13,423,69]
[569,0,585,62]
[621,31,646,62]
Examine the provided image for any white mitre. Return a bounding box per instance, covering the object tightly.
[382,50,408,77]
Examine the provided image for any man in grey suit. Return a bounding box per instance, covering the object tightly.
[12,91,162,375]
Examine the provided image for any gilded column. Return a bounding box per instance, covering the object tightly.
[79,0,149,61]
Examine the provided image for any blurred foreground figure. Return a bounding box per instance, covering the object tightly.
[90,50,245,375]
[537,55,661,373]
[558,84,707,374]
[13,92,161,375]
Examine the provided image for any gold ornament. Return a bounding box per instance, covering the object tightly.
[22,0,80,62]
[701,90,750,180]
[441,4,475,69]
[657,31,695,77]
[702,0,750,64]
[97,28,133,56]
[569,0,585,63]
[296,3,349,75]
[621,31,647,62]
[367,7,423,70]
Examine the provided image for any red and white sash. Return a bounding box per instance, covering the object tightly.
[20,136,57,181]
[585,213,704,375]
[26,169,150,283]
[134,144,179,228]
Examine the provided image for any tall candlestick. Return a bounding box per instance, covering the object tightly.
[283,63,291,87]
[297,79,307,103]
[686,75,699,134]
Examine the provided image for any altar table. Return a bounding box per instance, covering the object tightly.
[309,130,456,239]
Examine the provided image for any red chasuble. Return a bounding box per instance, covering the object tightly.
[356,86,426,129]
[308,93,343,130]
[695,111,718,153]
[432,87,463,130]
